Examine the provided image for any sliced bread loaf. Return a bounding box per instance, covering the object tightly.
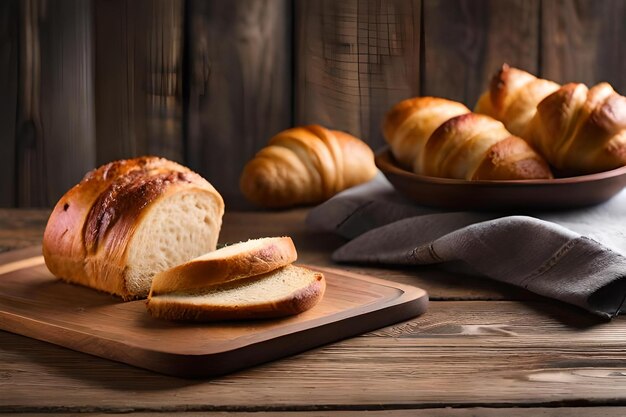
[146,265,325,321]
[43,156,224,300]
[149,237,297,296]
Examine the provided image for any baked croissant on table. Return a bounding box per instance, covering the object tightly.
[384,97,553,180]
[240,125,377,208]
[523,82,626,175]
[382,97,470,170]
[475,64,560,137]
[476,65,626,175]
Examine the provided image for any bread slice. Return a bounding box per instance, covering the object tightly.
[146,265,325,321]
[149,237,297,296]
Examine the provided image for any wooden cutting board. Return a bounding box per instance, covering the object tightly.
[0,246,428,378]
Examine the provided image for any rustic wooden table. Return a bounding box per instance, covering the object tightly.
[2,208,626,416]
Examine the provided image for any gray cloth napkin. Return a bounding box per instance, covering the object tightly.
[307,174,626,318]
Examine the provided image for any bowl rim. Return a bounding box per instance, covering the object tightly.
[375,145,626,186]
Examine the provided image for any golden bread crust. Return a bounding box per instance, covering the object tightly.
[146,269,326,322]
[384,98,552,180]
[475,64,560,137]
[240,125,376,208]
[524,82,626,174]
[42,156,224,299]
[383,97,470,170]
[424,113,549,180]
[149,237,298,296]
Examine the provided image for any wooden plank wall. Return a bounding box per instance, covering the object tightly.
[295,0,421,149]
[16,0,95,207]
[0,0,18,207]
[185,0,292,204]
[541,0,626,91]
[94,0,184,165]
[2,0,626,208]
[420,0,540,105]
[39,0,96,207]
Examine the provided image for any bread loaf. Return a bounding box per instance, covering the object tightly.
[147,265,325,321]
[240,125,377,208]
[42,156,225,300]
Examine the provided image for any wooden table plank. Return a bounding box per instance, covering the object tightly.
[0,209,48,253]
[2,300,626,412]
[16,410,626,417]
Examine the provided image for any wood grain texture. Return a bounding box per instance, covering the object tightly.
[541,0,626,92]
[0,0,18,207]
[40,0,96,206]
[421,0,540,106]
[17,410,626,417]
[145,0,185,160]
[94,0,184,164]
[0,209,47,253]
[16,0,96,207]
[1,300,625,411]
[295,0,420,149]
[15,0,46,207]
[186,0,292,205]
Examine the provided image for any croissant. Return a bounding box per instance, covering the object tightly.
[240,125,377,208]
[383,97,470,170]
[523,82,626,175]
[475,64,560,137]
[384,97,553,180]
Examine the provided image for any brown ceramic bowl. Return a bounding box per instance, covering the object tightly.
[375,146,626,210]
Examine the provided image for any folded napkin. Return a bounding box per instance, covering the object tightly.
[307,174,626,318]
